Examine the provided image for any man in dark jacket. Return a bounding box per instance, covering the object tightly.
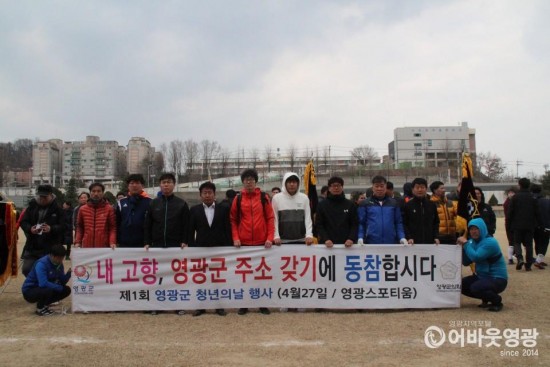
[474,187,496,236]
[117,174,152,248]
[144,173,190,249]
[403,178,440,245]
[531,184,549,269]
[20,185,64,276]
[315,176,358,247]
[507,177,539,271]
[188,181,231,317]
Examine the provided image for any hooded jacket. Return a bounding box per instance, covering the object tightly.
[315,192,358,244]
[116,191,152,247]
[462,218,507,280]
[75,199,117,248]
[20,196,64,257]
[358,194,404,244]
[230,187,275,245]
[430,194,458,239]
[271,172,313,243]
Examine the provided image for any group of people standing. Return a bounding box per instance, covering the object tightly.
[18,168,548,316]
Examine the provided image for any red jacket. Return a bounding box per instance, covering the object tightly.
[75,199,117,248]
[230,188,275,245]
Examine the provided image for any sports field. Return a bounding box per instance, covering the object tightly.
[0,218,548,367]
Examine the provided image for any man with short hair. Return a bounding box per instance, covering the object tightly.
[20,185,65,276]
[75,182,117,249]
[272,172,314,245]
[22,244,71,316]
[315,176,358,248]
[386,181,395,198]
[358,176,406,245]
[508,177,539,271]
[144,173,190,250]
[230,169,274,315]
[189,181,232,317]
[403,178,440,245]
[271,187,281,197]
[429,181,458,244]
[117,174,152,248]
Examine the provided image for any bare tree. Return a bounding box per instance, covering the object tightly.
[219,148,231,176]
[288,144,297,171]
[476,151,506,181]
[350,145,378,169]
[249,147,260,169]
[183,139,199,177]
[235,146,245,174]
[321,146,330,174]
[166,140,184,179]
[264,145,274,172]
[199,139,221,179]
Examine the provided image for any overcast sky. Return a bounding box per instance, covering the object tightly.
[1,1,549,177]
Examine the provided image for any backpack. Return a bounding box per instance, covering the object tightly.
[235,191,269,223]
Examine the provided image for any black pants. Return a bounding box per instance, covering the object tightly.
[22,255,41,277]
[513,229,534,265]
[462,275,507,305]
[23,286,71,308]
[534,228,549,257]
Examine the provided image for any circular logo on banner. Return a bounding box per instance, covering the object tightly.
[424,326,446,349]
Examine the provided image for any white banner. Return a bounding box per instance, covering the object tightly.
[71,245,462,312]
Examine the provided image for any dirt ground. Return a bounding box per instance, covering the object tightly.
[1,218,548,367]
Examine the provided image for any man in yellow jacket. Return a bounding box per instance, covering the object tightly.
[430,181,460,244]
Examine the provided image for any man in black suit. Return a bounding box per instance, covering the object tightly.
[188,181,232,316]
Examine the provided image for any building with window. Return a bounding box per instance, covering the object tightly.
[389,122,476,169]
[61,136,124,184]
[32,139,63,186]
[127,137,155,175]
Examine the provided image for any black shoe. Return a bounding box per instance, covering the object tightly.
[237,308,248,315]
[36,306,54,316]
[533,263,545,270]
[508,259,514,265]
[215,309,227,316]
[488,303,503,312]
[259,307,271,315]
[525,265,532,271]
[478,301,490,308]
[516,259,524,270]
[192,309,205,317]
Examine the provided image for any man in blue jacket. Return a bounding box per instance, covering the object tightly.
[117,174,152,247]
[461,218,508,312]
[22,244,71,316]
[358,176,407,245]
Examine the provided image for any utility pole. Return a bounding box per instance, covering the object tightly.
[516,160,523,179]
